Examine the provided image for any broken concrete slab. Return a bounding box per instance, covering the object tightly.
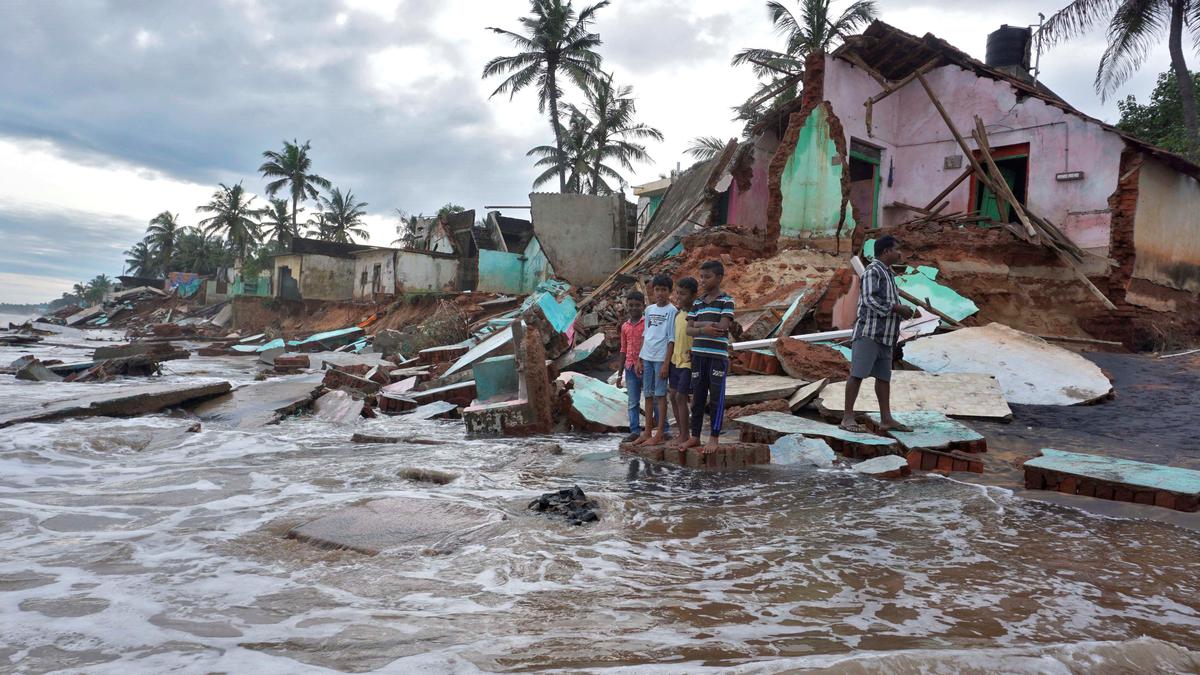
[410,381,476,407]
[472,354,519,403]
[737,411,897,458]
[561,372,628,432]
[288,327,365,352]
[769,435,836,467]
[93,342,189,361]
[788,378,828,412]
[257,346,285,365]
[463,398,540,435]
[854,454,912,479]
[286,497,499,555]
[312,390,365,425]
[0,381,232,429]
[401,401,459,420]
[211,304,234,328]
[377,393,419,415]
[902,323,1114,406]
[65,305,105,327]
[381,376,417,395]
[550,333,605,373]
[15,359,63,382]
[443,326,513,379]
[1024,448,1200,512]
[862,411,987,453]
[723,375,807,406]
[819,372,1013,420]
[307,352,392,371]
[322,368,381,395]
[192,374,324,429]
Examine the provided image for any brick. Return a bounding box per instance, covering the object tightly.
[952,459,968,472]
[1154,492,1177,510]
[921,452,937,471]
[907,450,922,471]
[936,455,953,472]
[685,448,702,468]
[1094,484,1114,500]
[1175,495,1199,512]
[1024,468,1044,490]
[1058,477,1077,494]
[1133,491,1155,505]
[1113,486,1134,502]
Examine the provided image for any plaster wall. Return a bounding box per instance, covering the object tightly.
[395,249,459,293]
[294,254,355,301]
[1132,157,1200,292]
[530,192,626,286]
[778,105,855,238]
[727,132,780,231]
[352,249,397,299]
[477,250,526,295]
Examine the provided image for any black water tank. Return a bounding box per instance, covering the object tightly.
[986,25,1031,71]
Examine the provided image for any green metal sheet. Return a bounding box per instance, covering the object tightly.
[863,411,982,450]
[567,373,627,430]
[1025,449,1200,495]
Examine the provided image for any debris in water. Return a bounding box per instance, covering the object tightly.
[397,467,459,485]
[528,485,599,525]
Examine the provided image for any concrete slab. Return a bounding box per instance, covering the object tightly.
[287,497,499,555]
[551,333,605,372]
[819,371,1012,420]
[854,454,911,479]
[769,435,836,467]
[0,381,232,429]
[902,323,1114,406]
[312,390,364,424]
[308,352,392,370]
[737,411,897,458]
[401,401,459,420]
[410,381,476,407]
[1025,449,1200,511]
[193,374,324,428]
[463,398,537,435]
[788,378,827,411]
[863,411,987,453]
[288,327,364,351]
[562,372,628,432]
[443,326,513,378]
[724,375,806,406]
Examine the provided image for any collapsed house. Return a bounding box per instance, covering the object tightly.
[598,21,1200,347]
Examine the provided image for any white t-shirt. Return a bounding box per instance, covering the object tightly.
[639,302,678,362]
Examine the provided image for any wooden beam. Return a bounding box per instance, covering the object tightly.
[914,72,1003,200]
[971,117,1038,239]
[922,166,973,211]
[745,72,803,111]
[841,51,890,88]
[867,58,940,106]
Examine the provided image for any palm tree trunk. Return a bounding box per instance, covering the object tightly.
[547,65,567,192]
[1169,0,1200,156]
[291,193,299,243]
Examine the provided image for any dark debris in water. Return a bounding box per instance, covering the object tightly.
[528,485,599,526]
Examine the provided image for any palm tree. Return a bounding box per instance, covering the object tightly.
[314,187,369,243]
[1041,0,1200,156]
[124,240,157,277]
[175,227,232,274]
[145,211,181,275]
[393,209,422,248]
[483,0,609,192]
[258,139,332,232]
[85,274,112,305]
[72,283,88,303]
[686,136,729,161]
[197,183,262,263]
[731,0,877,112]
[528,106,595,192]
[261,197,298,247]
[582,73,663,194]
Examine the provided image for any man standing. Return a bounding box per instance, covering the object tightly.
[839,235,916,434]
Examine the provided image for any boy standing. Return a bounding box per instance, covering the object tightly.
[616,290,645,442]
[683,260,735,453]
[634,275,677,446]
[665,277,697,449]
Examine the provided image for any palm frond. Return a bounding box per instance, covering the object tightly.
[1095,0,1167,98]
[1040,0,1123,48]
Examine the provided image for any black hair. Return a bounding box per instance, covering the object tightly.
[677,276,698,294]
[624,290,645,303]
[875,235,899,256]
[651,274,673,290]
[699,259,725,277]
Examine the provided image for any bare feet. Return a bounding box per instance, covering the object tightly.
[839,417,868,433]
[702,436,721,453]
[632,431,653,446]
[666,434,689,449]
[647,432,665,446]
[680,437,701,450]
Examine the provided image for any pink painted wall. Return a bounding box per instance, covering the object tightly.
[822,55,1125,253]
[727,132,779,232]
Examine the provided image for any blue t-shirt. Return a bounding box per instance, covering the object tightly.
[639,302,678,362]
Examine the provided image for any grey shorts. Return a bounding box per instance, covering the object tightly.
[849,337,893,382]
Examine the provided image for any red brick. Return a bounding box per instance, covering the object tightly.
[921,452,937,471]
[907,450,922,471]
[1024,468,1044,490]
[936,455,953,472]
[1133,491,1155,505]
[952,459,968,472]
[1154,492,1177,510]
[1094,484,1114,500]
[1058,477,1077,494]
[1113,486,1134,502]
[1174,494,1199,512]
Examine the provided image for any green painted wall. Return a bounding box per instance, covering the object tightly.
[779,106,854,238]
[478,250,526,295]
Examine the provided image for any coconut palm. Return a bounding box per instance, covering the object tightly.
[1041,0,1200,155]
[175,227,232,275]
[124,240,157,277]
[261,197,298,247]
[393,209,422,248]
[483,0,609,192]
[196,183,262,263]
[528,106,595,193]
[145,211,181,275]
[731,0,877,112]
[686,136,729,161]
[85,274,112,305]
[314,187,369,244]
[258,139,331,232]
[582,73,662,194]
[72,283,88,302]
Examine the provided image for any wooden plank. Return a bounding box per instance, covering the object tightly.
[819,371,1012,420]
[922,167,973,211]
[865,58,941,105]
[971,118,1037,239]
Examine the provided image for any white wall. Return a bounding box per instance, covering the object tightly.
[395,250,459,293]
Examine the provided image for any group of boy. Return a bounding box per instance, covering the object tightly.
[617,259,735,453]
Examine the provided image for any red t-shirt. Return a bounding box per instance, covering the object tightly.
[620,318,644,368]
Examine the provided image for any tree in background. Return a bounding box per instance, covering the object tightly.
[259,139,332,231]
[685,136,729,161]
[1041,0,1200,157]
[261,197,299,247]
[1118,70,1200,155]
[437,203,465,220]
[124,240,157,277]
[484,0,609,192]
[197,183,262,264]
[314,187,369,244]
[393,209,422,248]
[528,106,594,192]
[174,227,233,275]
[582,73,662,194]
[84,274,112,305]
[731,0,876,130]
[146,211,181,275]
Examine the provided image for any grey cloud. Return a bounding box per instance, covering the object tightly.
[600,1,736,72]
[0,206,142,281]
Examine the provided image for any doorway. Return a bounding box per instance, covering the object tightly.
[971,143,1029,224]
[848,140,882,230]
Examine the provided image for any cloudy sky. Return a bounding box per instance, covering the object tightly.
[0,0,1179,303]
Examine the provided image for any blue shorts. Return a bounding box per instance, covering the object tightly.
[669,365,691,394]
[641,359,668,398]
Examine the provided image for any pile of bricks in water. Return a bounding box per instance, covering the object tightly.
[273,354,309,373]
[377,393,418,414]
[322,368,381,394]
[907,448,984,474]
[1024,466,1199,512]
[620,441,771,469]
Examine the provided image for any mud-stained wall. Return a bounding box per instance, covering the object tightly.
[395,249,459,294]
[777,105,855,239]
[821,56,1125,252]
[352,249,397,299]
[295,254,355,301]
[1132,157,1200,293]
[529,192,626,286]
